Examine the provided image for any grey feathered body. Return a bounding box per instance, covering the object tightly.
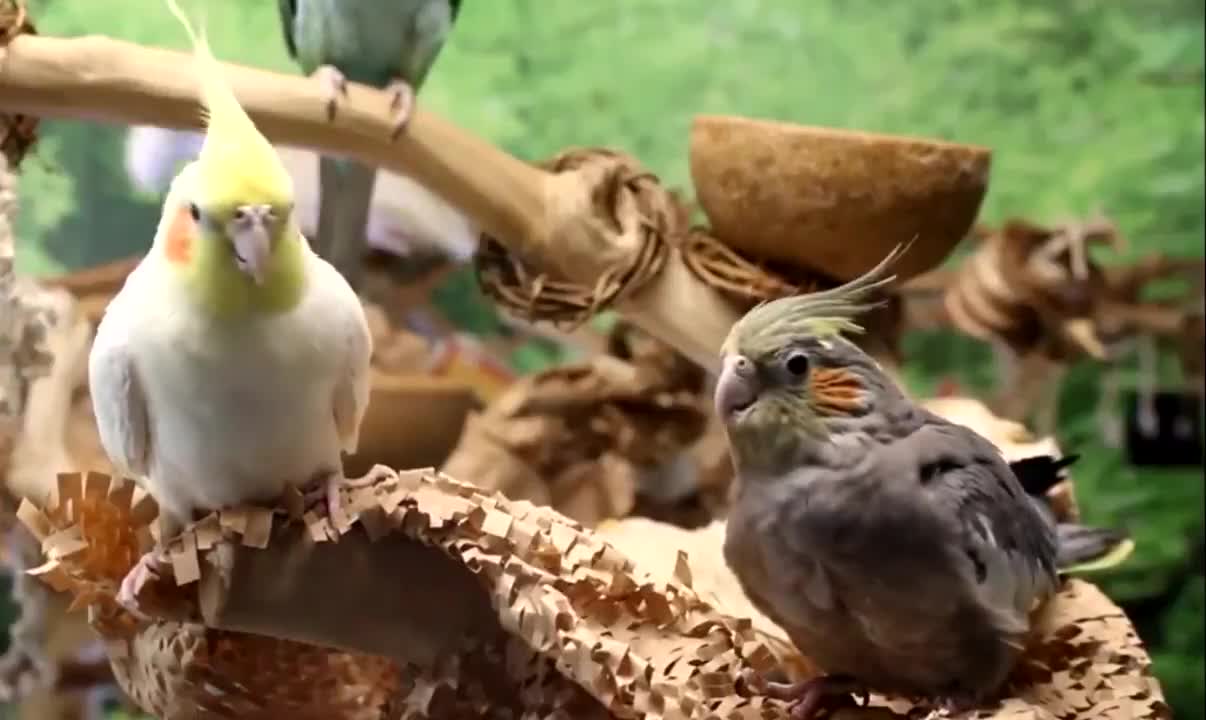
[724,408,1059,702]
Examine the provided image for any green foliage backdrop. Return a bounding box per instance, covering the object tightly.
[8,0,1203,717]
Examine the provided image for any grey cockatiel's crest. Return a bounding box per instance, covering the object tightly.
[715,246,1131,717]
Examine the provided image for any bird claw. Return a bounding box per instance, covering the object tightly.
[301,466,391,523]
[745,673,866,720]
[312,64,348,121]
[301,473,347,522]
[937,694,979,717]
[116,552,163,620]
[384,78,415,140]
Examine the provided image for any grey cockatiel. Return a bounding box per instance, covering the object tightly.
[716,246,1130,718]
[277,0,462,288]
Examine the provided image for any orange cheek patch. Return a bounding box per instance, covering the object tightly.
[809,367,865,416]
[164,205,194,265]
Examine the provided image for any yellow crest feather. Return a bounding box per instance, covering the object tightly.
[164,0,293,209]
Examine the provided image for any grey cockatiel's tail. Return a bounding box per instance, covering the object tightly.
[277,0,461,288]
[716,245,1130,719]
[1007,454,1134,573]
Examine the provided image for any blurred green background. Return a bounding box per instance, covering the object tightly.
[5,0,1203,718]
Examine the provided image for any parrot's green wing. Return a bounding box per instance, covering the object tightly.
[88,294,153,479]
[402,0,457,89]
[277,0,298,59]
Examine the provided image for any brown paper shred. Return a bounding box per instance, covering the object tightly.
[481,507,515,539]
[673,550,694,588]
[219,508,248,536]
[25,560,71,592]
[377,480,408,515]
[42,525,87,560]
[56,471,83,507]
[15,498,51,540]
[194,514,222,551]
[135,525,155,555]
[169,531,200,586]
[108,476,135,514]
[83,471,111,504]
[302,511,329,543]
[241,508,273,549]
[129,491,159,528]
[357,505,390,541]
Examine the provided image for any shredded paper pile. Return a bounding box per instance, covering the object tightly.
[17,463,1168,720]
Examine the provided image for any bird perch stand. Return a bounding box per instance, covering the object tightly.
[0,28,986,371]
[16,463,1170,720]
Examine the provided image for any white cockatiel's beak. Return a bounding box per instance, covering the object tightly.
[227,204,278,285]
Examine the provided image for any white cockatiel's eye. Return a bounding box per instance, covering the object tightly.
[188,202,201,221]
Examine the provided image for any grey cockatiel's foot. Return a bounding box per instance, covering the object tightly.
[936,693,982,717]
[384,78,416,139]
[312,64,349,120]
[116,551,165,620]
[741,670,867,720]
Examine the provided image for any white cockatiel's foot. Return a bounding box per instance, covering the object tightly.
[302,465,394,522]
[311,64,349,120]
[116,552,165,619]
[301,472,346,522]
[383,78,416,140]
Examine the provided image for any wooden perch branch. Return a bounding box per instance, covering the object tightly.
[0,33,739,370]
[198,524,500,666]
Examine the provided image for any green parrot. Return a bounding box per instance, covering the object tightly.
[715,246,1132,719]
[277,0,462,288]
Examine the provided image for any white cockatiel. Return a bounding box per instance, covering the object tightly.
[90,0,372,559]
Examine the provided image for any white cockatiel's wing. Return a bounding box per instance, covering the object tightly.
[314,256,373,455]
[88,271,153,479]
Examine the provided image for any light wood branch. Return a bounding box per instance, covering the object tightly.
[199,525,501,666]
[0,34,738,370]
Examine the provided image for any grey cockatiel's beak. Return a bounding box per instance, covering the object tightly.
[715,354,760,418]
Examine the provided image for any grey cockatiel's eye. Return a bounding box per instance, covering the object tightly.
[784,353,810,376]
[783,351,811,379]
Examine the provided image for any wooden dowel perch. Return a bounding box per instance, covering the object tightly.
[0,33,740,370]
[197,524,500,666]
